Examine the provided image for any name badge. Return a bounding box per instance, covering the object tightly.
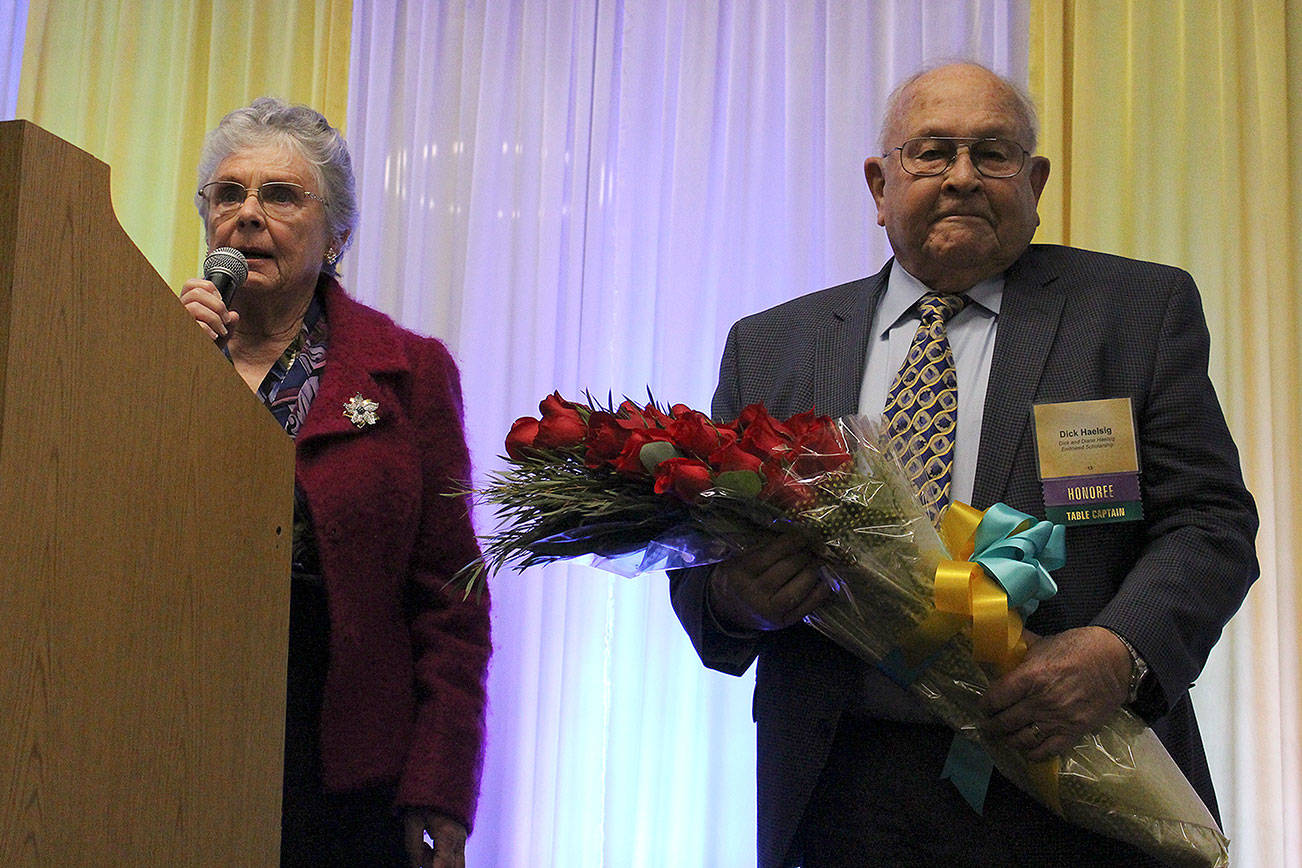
[1033,398,1142,526]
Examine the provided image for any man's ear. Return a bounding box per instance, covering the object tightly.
[864,156,888,227]
[1028,155,1051,201]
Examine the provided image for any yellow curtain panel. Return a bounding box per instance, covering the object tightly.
[1032,2,1301,865]
[16,0,352,291]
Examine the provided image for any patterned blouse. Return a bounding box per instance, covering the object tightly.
[231,291,329,582]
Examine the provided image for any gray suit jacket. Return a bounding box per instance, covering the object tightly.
[671,244,1259,868]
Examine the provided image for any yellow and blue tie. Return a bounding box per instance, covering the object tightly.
[883,293,970,521]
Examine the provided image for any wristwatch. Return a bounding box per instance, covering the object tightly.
[1109,629,1149,705]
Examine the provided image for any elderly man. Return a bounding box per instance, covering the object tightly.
[671,62,1258,867]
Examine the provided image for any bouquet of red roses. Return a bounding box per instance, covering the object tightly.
[460,393,855,583]
[467,392,1228,867]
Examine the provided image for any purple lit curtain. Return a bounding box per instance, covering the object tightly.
[344,3,1027,865]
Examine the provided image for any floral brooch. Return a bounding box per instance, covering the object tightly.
[343,393,380,429]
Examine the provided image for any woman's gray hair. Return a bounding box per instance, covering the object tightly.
[195,96,358,270]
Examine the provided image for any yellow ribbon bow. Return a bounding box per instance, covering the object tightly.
[896,500,1067,814]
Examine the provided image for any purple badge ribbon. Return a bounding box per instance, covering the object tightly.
[1041,472,1140,507]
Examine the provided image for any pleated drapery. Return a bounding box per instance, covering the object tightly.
[4,1,1297,865]
[15,0,351,291]
[1031,5,1302,864]
[345,3,1026,865]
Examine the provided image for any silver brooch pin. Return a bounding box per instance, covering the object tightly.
[343,394,380,428]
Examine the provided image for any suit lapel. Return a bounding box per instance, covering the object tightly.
[809,264,890,418]
[973,248,1063,505]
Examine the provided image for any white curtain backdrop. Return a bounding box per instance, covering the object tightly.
[345,3,1027,865]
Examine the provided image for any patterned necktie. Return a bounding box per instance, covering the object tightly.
[882,293,970,521]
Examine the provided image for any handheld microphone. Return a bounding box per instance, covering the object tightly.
[203,247,248,309]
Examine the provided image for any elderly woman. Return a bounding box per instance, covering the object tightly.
[180,97,490,868]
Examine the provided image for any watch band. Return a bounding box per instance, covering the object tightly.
[1109,629,1149,705]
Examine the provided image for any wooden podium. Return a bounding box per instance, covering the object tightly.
[0,121,293,864]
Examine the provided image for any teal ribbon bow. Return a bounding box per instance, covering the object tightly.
[969,502,1064,617]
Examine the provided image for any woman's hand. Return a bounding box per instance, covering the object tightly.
[179,277,238,342]
[404,808,468,868]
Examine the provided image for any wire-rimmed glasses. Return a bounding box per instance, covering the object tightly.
[887,137,1029,179]
[198,181,327,220]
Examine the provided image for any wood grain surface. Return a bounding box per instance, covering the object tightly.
[0,119,293,866]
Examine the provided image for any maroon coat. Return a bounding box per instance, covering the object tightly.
[294,280,490,831]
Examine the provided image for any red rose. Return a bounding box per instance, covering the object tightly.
[536,409,588,449]
[736,403,780,430]
[653,457,714,502]
[791,450,852,478]
[643,403,675,427]
[709,441,763,474]
[667,409,735,459]
[538,391,579,416]
[535,392,588,449]
[505,416,541,459]
[787,413,852,475]
[759,459,814,509]
[583,411,631,468]
[616,400,651,428]
[612,428,676,476]
[617,399,673,430]
[738,411,795,460]
[782,410,820,436]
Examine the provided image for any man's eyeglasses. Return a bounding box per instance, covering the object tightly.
[198,181,327,220]
[887,137,1029,179]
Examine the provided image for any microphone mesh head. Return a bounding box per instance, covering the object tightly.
[203,246,248,287]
